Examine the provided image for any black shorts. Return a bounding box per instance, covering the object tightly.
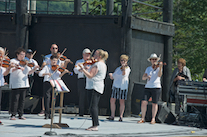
[142,88,161,104]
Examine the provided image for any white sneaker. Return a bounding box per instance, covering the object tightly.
[38,110,45,116]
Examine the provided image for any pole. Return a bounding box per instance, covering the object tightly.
[74,0,82,15]
[106,0,114,15]
[163,0,173,102]
[16,0,29,49]
[121,0,132,117]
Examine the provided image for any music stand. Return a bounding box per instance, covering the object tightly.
[43,79,70,134]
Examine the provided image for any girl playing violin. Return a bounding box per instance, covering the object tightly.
[78,49,108,131]
[38,55,69,119]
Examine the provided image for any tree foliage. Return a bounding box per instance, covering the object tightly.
[173,0,207,81]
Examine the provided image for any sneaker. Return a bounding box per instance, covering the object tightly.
[38,110,45,116]
[10,116,16,120]
[19,116,26,120]
[0,120,3,125]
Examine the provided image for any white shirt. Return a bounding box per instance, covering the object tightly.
[9,58,31,89]
[38,64,61,82]
[25,57,39,76]
[73,59,90,79]
[43,54,63,66]
[144,66,162,88]
[112,66,131,90]
[86,62,107,94]
[0,67,6,87]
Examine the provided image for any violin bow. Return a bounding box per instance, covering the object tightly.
[32,50,37,57]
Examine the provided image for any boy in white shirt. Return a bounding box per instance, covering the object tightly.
[39,55,69,119]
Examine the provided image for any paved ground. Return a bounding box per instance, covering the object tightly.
[0,111,207,137]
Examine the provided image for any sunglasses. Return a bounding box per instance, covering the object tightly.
[151,59,157,61]
[53,47,58,50]
[120,60,127,62]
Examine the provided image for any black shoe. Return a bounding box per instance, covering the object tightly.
[44,114,51,119]
[119,117,123,122]
[79,114,84,117]
[106,116,114,121]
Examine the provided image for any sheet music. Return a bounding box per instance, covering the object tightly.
[49,79,70,92]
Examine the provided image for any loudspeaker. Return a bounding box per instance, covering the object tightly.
[131,82,145,115]
[24,95,40,114]
[145,101,176,124]
[157,103,176,124]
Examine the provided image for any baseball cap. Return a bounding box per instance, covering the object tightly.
[26,49,33,54]
[82,48,91,54]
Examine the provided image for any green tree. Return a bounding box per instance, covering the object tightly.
[173,0,207,81]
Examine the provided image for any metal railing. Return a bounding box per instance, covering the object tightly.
[0,0,90,15]
[132,0,163,21]
[132,0,163,15]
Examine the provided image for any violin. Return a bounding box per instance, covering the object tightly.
[19,60,35,68]
[152,62,167,69]
[0,56,13,68]
[83,58,98,66]
[57,53,73,64]
[51,65,59,71]
[0,55,10,64]
[120,65,128,71]
[0,62,10,68]
[51,65,73,75]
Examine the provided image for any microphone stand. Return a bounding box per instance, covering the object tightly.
[44,67,57,136]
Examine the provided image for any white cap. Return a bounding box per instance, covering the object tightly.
[82,48,91,54]
[147,53,160,62]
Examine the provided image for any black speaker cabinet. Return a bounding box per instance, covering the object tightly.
[131,82,145,115]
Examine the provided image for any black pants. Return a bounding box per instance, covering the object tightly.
[77,78,88,115]
[10,88,27,117]
[0,87,2,111]
[43,81,52,116]
[26,76,34,96]
[88,89,101,127]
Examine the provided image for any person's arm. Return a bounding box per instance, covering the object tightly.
[63,59,72,68]
[142,73,149,80]
[39,66,51,77]
[79,64,98,79]
[40,62,47,70]
[109,73,113,80]
[59,69,69,78]
[157,62,163,77]
[28,65,39,75]
[73,60,81,74]
[122,67,131,77]
[186,67,192,81]
[3,63,15,76]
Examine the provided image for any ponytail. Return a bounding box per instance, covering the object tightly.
[97,49,109,61]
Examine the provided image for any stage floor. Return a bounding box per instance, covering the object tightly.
[0,111,207,137]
